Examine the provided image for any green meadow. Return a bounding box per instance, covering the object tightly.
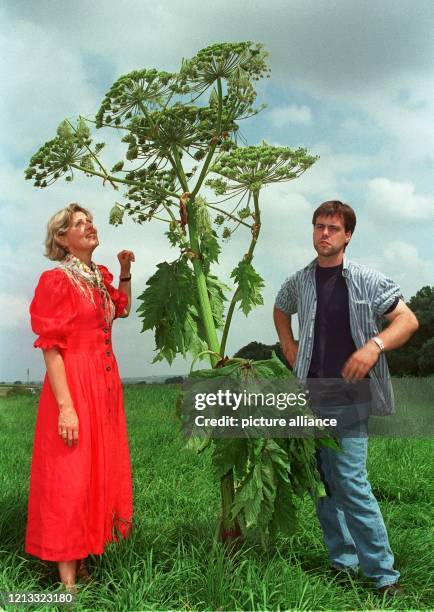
[0,383,433,611]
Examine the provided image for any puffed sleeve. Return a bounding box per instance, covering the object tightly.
[30,269,77,350]
[97,264,128,318]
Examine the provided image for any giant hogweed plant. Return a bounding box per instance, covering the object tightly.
[26,42,335,545]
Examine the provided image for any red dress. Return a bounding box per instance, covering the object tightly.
[25,265,133,561]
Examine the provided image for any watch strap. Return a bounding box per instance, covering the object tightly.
[371,336,384,352]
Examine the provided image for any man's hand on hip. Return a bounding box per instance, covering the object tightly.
[282,341,299,368]
[341,343,380,382]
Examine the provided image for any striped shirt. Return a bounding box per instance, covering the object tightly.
[275,256,403,415]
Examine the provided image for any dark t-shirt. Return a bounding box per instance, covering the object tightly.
[307,263,398,407]
[308,263,355,379]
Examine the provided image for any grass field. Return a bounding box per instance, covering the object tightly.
[0,383,433,611]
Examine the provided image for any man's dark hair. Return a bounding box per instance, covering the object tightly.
[312,200,356,234]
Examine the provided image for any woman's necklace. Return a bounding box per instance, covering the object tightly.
[61,254,104,288]
[59,254,114,325]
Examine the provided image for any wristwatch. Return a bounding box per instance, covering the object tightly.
[370,336,385,352]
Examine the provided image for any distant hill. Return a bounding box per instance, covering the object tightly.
[122,375,186,385]
[233,341,290,368]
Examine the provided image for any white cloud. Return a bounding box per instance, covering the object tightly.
[0,293,29,329]
[366,178,434,222]
[274,144,342,200]
[0,17,99,156]
[347,240,434,302]
[269,104,313,127]
[382,241,434,298]
[384,241,419,267]
[7,0,430,95]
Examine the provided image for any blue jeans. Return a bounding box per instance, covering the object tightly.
[315,404,400,588]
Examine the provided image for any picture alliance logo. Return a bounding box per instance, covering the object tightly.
[194,413,338,430]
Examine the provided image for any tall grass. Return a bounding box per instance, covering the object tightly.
[0,384,433,611]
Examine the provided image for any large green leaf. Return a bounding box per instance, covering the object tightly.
[137,259,206,363]
[230,446,282,531]
[137,260,229,363]
[231,463,264,528]
[228,438,295,532]
[189,353,291,382]
[251,351,291,379]
[204,274,228,330]
[195,197,221,268]
[256,452,278,530]
[212,438,248,479]
[231,260,264,315]
[263,439,291,483]
[288,438,324,499]
[187,353,335,535]
[269,478,298,537]
[189,360,245,379]
[201,231,221,267]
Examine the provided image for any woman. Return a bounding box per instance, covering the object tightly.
[26,203,135,590]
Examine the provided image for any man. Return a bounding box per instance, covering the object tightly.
[273,200,418,596]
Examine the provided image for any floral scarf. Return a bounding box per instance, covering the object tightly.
[59,254,114,324]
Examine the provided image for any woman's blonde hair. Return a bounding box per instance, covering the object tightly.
[45,203,93,261]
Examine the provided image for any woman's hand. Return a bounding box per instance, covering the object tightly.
[42,348,78,447]
[117,250,135,276]
[58,405,79,447]
[117,250,135,317]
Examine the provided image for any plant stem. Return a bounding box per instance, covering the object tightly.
[219,291,240,358]
[217,191,262,552]
[168,146,220,366]
[69,164,132,187]
[186,197,221,367]
[159,201,178,223]
[169,91,240,543]
[70,162,180,202]
[244,191,261,262]
[69,163,135,189]
[219,470,241,545]
[171,147,189,193]
[138,101,156,129]
[143,214,171,223]
[220,190,262,356]
[206,202,252,229]
[191,144,218,199]
[191,78,223,199]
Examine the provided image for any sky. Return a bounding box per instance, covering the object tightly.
[1,0,433,382]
